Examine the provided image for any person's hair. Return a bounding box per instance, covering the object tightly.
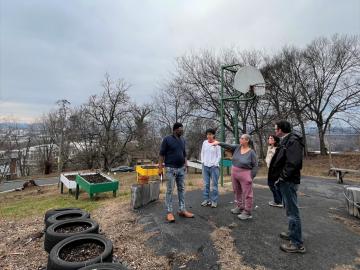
[268,134,280,147]
[275,120,292,133]
[241,134,255,149]
[205,128,216,136]
[173,122,183,131]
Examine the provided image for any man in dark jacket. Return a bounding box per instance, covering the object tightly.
[269,120,306,253]
[158,122,194,223]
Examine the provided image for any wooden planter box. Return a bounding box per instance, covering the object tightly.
[60,173,78,194]
[75,172,119,200]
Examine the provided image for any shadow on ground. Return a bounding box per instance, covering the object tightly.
[136,177,360,270]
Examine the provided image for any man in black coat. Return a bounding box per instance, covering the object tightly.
[269,120,306,253]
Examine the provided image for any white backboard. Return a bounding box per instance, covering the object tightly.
[233,66,265,95]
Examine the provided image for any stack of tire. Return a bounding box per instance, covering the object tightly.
[44,208,127,270]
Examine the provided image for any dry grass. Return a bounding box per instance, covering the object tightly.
[92,201,171,269]
[329,214,360,235]
[302,153,360,180]
[0,215,47,270]
[0,183,196,270]
[331,250,360,270]
[210,226,266,270]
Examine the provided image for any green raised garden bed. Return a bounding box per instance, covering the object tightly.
[75,172,119,200]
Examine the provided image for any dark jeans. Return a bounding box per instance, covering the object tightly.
[279,181,303,247]
[268,179,282,204]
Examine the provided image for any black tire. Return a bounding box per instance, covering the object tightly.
[45,209,90,229]
[44,218,99,253]
[79,263,128,270]
[47,234,113,270]
[44,208,81,223]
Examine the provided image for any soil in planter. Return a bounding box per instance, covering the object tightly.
[55,223,91,233]
[65,175,77,181]
[59,241,105,262]
[82,174,111,184]
[57,213,83,220]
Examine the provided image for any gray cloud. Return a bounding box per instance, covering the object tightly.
[1,0,359,122]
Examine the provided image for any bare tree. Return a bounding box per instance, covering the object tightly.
[185,118,218,160]
[152,79,197,134]
[0,122,13,182]
[263,47,311,155]
[299,35,360,154]
[13,134,31,177]
[67,106,101,170]
[132,103,152,151]
[34,119,57,174]
[0,121,35,178]
[175,50,247,137]
[84,74,134,170]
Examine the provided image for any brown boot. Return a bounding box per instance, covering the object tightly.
[178,210,195,218]
[166,212,175,223]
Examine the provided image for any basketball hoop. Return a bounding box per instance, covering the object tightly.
[250,83,266,96]
[219,65,266,187]
[233,66,266,96]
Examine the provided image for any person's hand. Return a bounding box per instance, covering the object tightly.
[210,140,220,146]
[275,177,284,187]
[158,165,164,176]
[184,163,188,173]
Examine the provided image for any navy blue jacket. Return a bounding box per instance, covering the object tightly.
[159,135,186,168]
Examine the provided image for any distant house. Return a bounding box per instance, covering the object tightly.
[0,151,20,180]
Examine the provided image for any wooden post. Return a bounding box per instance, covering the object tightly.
[75,184,79,200]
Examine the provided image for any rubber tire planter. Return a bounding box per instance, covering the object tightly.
[44,218,99,253]
[79,263,128,270]
[45,209,90,230]
[44,208,81,223]
[47,234,113,270]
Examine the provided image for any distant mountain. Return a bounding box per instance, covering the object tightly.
[305,126,358,135]
[0,122,30,129]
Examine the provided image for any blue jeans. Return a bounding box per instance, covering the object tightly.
[202,165,219,203]
[268,179,282,204]
[279,181,303,247]
[165,166,186,213]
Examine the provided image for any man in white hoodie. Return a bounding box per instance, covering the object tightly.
[200,128,221,208]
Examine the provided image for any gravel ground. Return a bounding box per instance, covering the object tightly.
[0,176,359,270]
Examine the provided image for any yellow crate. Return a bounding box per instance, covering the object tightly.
[136,165,163,176]
[136,165,164,184]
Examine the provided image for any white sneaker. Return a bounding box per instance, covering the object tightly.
[268,201,283,208]
[231,207,242,214]
[238,212,252,220]
[211,202,217,208]
[201,200,210,207]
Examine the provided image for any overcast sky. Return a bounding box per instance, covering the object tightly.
[0,0,359,122]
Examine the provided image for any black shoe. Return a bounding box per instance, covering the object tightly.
[279,232,290,241]
[280,242,306,254]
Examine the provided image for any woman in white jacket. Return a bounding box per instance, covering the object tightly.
[201,128,221,208]
[265,134,282,207]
